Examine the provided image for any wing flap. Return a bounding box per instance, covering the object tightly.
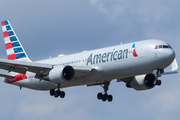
[0,58,52,74]
[0,63,27,74]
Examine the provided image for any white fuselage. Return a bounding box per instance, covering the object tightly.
[4,39,175,90]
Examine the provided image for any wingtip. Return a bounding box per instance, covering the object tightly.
[171,58,178,71]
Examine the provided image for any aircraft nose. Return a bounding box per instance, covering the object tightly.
[166,49,175,61]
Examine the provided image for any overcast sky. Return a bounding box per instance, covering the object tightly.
[0,0,180,120]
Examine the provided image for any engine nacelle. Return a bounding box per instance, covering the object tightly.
[128,74,156,91]
[48,65,75,84]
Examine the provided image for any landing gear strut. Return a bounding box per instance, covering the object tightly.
[49,84,65,98]
[97,81,113,102]
[155,69,163,86]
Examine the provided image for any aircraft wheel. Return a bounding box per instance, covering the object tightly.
[102,94,107,102]
[97,93,102,100]
[60,91,65,98]
[54,90,59,98]
[108,95,113,102]
[157,80,161,86]
[50,89,55,96]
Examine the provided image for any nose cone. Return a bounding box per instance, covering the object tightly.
[155,48,176,69]
[166,49,175,62]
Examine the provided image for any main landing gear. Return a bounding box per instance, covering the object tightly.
[49,84,65,98]
[97,81,113,102]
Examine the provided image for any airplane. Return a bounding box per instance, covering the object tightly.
[0,20,178,102]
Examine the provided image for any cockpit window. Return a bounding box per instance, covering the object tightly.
[159,45,163,48]
[154,45,172,49]
[163,45,169,48]
[154,45,158,49]
[168,44,172,49]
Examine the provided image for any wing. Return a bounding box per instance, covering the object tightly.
[0,58,52,74]
[0,59,95,79]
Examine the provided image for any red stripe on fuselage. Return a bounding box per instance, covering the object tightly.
[7,74,27,84]
[1,21,5,26]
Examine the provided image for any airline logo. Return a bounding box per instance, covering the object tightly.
[132,43,138,57]
[86,49,128,65]
[86,43,140,65]
[1,20,27,60]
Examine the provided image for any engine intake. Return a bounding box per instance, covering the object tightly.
[48,65,75,84]
[128,74,156,90]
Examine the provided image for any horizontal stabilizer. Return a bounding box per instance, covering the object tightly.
[0,73,15,78]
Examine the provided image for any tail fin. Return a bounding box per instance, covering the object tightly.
[1,20,31,62]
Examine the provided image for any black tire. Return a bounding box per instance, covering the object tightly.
[54,91,59,98]
[50,89,55,96]
[102,94,107,102]
[97,93,102,100]
[60,91,65,98]
[157,80,161,86]
[108,95,113,102]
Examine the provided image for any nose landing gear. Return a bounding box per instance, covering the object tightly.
[155,80,161,86]
[155,69,163,86]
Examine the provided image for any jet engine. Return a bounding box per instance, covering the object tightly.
[126,74,158,90]
[48,65,75,84]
